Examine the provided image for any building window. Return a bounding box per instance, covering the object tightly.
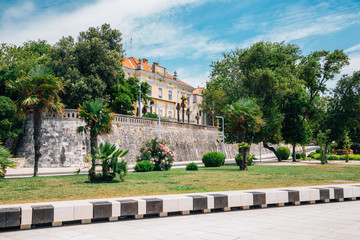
[168,110,173,118]
[158,88,163,98]
[168,90,173,101]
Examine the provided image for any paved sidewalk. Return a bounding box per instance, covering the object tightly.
[1,201,359,239]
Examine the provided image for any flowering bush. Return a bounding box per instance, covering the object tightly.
[136,138,175,171]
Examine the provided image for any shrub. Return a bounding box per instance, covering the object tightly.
[235,153,242,166]
[247,154,256,166]
[137,138,175,171]
[0,146,16,180]
[186,162,199,171]
[142,112,159,119]
[296,153,302,159]
[327,155,339,160]
[202,152,225,167]
[276,146,290,160]
[315,148,321,153]
[308,152,316,158]
[134,160,154,172]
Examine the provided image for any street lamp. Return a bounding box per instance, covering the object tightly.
[216,116,225,157]
[151,104,161,140]
[138,82,142,117]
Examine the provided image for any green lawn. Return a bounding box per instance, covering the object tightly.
[1,165,360,205]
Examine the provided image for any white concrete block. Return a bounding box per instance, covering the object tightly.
[352,186,360,197]
[20,204,32,226]
[107,199,120,217]
[239,192,253,206]
[137,199,146,215]
[207,195,214,209]
[52,202,74,222]
[178,197,193,211]
[161,197,179,213]
[73,201,93,220]
[264,191,278,204]
[308,189,320,201]
[342,186,354,198]
[328,188,335,199]
[227,193,241,207]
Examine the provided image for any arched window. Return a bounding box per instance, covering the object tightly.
[168,90,173,101]
[158,88,163,98]
[168,110,173,118]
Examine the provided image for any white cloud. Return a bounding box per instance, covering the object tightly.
[345,43,360,53]
[1,1,35,24]
[177,66,210,87]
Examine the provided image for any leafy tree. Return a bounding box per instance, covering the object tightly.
[6,66,64,177]
[0,40,51,97]
[0,96,24,143]
[316,130,331,164]
[208,42,301,160]
[77,100,114,170]
[0,145,16,180]
[111,77,151,115]
[201,85,226,126]
[48,24,125,108]
[343,132,352,163]
[224,98,265,170]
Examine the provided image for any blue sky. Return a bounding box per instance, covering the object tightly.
[1,0,360,88]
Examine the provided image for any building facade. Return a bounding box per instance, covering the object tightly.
[122,57,196,122]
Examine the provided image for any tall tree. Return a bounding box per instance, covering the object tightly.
[224,98,265,170]
[6,66,64,176]
[0,96,24,144]
[48,24,125,108]
[77,99,114,171]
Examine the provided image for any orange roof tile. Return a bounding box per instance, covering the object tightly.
[193,87,204,95]
[122,57,193,88]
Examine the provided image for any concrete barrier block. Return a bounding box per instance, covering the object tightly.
[227,193,241,207]
[178,197,193,211]
[0,207,21,228]
[73,201,93,220]
[207,195,214,209]
[52,202,74,222]
[160,196,179,213]
[208,194,228,209]
[352,185,360,197]
[247,192,266,206]
[118,199,138,216]
[188,195,208,210]
[20,205,32,227]
[32,205,54,225]
[91,201,112,219]
[239,192,253,206]
[137,199,146,215]
[107,200,120,217]
[143,198,163,215]
[329,187,344,199]
[342,186,354,198]
[308,188,320,201]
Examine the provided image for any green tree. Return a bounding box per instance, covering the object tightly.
[0,40,51,97]
[208,42,301,160]
[316,130,331,164]
[6,66,64,176]
[77,100,114,170]
[111,77,151,115]
[48,24,125,108]
[0,96,24,143]
[0,145,16,180]
[224,98,265,170]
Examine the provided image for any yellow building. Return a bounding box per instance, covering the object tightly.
[122,57,196,121]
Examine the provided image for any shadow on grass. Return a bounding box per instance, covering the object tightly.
[84,180,120,184]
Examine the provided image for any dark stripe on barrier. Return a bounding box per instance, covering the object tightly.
[188,195,208,210]
[32,205,54,225]
[118,199,138,216]
[282,190,300,203]
[247,192,266,206]
[314,188,330,200]
[91,201,112,219]
[329,187,344,199]
[0,207,21,228]
[143,198,163,214]
[209,194,228,209]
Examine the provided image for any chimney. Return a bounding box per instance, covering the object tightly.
[173,71,178,80]
[152,62,158,73]
[137,58,143,70]
[142,58,149,65]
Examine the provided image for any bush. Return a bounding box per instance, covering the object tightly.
[0,146,16,180]
[276,146,290,160]
[202,152,225,167]
[235,153,242,166]
[137,138,175,171]
[308,152,316,158]
[186,162,199,171]
[327,155,339,160]
[247,154,256,166]
[315,148,321,153]
[296,153,302,159]
[134,160,154,172]
[142,112,159,119]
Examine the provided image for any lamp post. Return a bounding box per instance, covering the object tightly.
[138,82,142,117]
[151,104,161,140]
[216,116,225,157]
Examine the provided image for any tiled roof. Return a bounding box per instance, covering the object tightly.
[122,57,193,88]
[193,87,204,95]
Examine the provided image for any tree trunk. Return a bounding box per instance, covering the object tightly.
[302,145,306,160]
[263,142,281,162]
[90,133,98,168]
[292,144,296,162]
[324,143,329,164]
[237,130,246,170]
[182,109,185,122]
[33,109,43,177]
[177,110,179,122]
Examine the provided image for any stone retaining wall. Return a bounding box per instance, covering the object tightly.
[1,183,359,230]
[15,109,296,167]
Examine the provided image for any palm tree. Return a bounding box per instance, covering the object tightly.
[77,100,114,169]
[225,98,265,170]
[7,66,64,176]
